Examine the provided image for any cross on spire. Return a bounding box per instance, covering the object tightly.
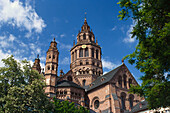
[85,12,87,19]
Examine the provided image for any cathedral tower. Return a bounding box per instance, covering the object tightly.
[32,54,41,74]
[45,38,59,97]
[70,18,103,86]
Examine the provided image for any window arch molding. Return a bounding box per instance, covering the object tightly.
[118,76,122,88]
[82,79,86,86]
[129,94,134,108]
[120,92,127,110]
[129,78,132,88]
[123,74,127,88]
[83,33,86,40]
[79,48,83,57]
[67,76,72,81]
[85,47,89,57]
[91,96,100,109]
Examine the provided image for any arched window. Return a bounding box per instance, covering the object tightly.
[118,76,122,88]
[97,63,99,67]
[75,50,77,59]
[129,78,132,88]
[96,50,98,59]
[79,48,83,57]
[71,52,74,61]
[83,33,86,40]
[80,61,83,65]
[49,55,51,59]
[123,74,127,88]
[83,79,86,86]
[94,100,99,109]
[129,94,134,108]
[91,48,94,58]
[85,48,89,57]
[87,70,89,74]
[121,92,126,110]
[89,35,91,41]
[48,66,50,70]
[64,90,67,95]
[67,76,72,81]
[60,90,63,95]
[53,55,55,59]
[52,65,54,70]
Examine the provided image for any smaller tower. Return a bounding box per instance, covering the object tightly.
[32,54,41,74]
[45,38,59,97]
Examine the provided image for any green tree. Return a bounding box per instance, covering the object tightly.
[0,55,52,112]
[51,98,89,113]
[118,0,170,109]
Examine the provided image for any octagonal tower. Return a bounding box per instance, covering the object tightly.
[70,18,103,86]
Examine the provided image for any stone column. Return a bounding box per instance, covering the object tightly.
[89,48,92,57]
[74,50,76,61]
[77,49,80,58]
[94,49,96,59]
[71,52,73,63]
[83,48,85,57]
[99,50,101,60]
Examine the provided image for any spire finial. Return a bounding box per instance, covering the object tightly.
[122,58,124,64]
[53,37,55,41]
[37,54,39,59]
[85,12,87,19]
[84,12,87,23]
[96,37,98,45]
[73,40,75,46]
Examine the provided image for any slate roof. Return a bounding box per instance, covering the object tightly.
[124,100,148,113]
[85,64,123,92]
[56,80,84,89]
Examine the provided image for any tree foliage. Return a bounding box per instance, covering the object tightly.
[0,55,52,112]
[51,98,89,113]
[0,55,89,113]
[118,0,170,109]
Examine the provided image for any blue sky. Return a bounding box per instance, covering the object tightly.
[0,0,142,84]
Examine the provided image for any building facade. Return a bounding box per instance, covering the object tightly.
[32,18,143,113]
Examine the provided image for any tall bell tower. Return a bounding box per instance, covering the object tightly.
[70,18,103,86]
[45,38,59,97]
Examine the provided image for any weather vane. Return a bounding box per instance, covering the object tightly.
[85,12,87,19]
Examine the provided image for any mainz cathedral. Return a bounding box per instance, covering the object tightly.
[32,18,143,113]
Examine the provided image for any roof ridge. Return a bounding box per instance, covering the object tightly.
[102,64,123,76]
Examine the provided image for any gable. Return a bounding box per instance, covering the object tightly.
[110,64,139,89]
[57,70,81,86]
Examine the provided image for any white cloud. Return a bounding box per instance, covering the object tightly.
[0,0,46,33]
[0,49,10,67]
[8,34,15,42]
[0,35,5,40]
[123,21,136,43]
[60,57,70,65]
[111,26,117,31]
[102,59,120,70]
[60,34,65,38]
[0,40,9,48]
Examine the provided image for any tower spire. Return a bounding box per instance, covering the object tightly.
[84,12,87,24]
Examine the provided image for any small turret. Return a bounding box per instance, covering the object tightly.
[32,54,41,74]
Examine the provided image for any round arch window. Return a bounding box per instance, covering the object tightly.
[67,76,72,81]
[94,100,99,109]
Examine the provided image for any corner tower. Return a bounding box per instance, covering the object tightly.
[45,38,59,97]
[32,54,41,74]
[70,18,103,86]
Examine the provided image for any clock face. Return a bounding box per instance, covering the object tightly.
[82,45,86,48]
